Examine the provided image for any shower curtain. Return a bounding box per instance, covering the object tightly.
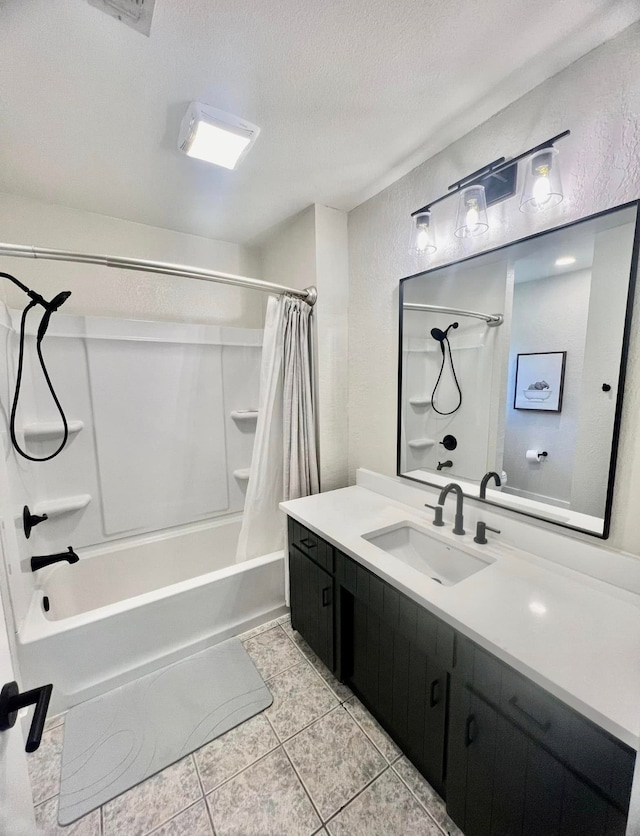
[237,294,319,561]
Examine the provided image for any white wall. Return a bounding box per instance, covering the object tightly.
[258,204,349,492]
[503,270,590,506]
[347,21,640,553]
[0,192,263,326]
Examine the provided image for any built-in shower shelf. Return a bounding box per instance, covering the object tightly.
[409,397,431,407]
[230,410,259,422]
[23,420,84,441]
[233,469,251,481]
[407,438,436,450]
[33,494,92,518]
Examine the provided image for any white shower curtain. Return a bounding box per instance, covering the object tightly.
[237,294,319,561]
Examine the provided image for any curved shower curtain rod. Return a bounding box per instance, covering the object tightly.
[403,302,503,326]
[0,242,318,306]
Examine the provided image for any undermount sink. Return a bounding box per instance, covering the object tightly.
[362,521,494,586]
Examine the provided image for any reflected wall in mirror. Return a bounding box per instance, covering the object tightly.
[398,202,639,537]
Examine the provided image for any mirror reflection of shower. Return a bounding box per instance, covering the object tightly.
[429,321,462,416]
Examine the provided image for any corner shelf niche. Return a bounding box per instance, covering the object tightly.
[23,420,84,441]
[407,438,436,450]
[230,410,259,423]
[33,494,92,518]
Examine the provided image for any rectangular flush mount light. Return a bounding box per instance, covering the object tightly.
[178,103,260,170]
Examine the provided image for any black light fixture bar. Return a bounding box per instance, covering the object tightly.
[411,129,570,217]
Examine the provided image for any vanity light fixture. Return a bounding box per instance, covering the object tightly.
[555,255,576,267]
[409,210,438,254]
[178,102,260,170]
[454,185,489,238]
[409,130,570,256]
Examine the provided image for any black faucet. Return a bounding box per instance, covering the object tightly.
[438,483,465,535]
[480,471,502,499]
[437,460,453,471]
[31,547,79,572]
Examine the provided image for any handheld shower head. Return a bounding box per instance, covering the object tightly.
[36,291,72,343]
[430,321,458,351]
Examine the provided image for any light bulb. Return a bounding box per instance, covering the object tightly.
[520,148,563,213]
[409,211,437,254]
[532,167,552,208]
[465,201,480,232]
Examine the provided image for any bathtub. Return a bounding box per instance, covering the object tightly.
[17,516,287,714]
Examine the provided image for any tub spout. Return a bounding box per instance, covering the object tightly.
[31,547,79,572]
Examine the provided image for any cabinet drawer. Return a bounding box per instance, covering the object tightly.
[453,635,634,810]
[288,518,334,574]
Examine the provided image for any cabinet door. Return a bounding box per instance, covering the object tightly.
[289,545,334,672]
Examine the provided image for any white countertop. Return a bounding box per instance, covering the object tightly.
[282,485,640,748]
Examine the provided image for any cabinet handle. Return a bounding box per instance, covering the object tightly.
[508,695,551,732]
[429,678,441,708]
[321,587,331,607]
[300,537,316,549]
[0,680,53,753]
[464,714,477,747]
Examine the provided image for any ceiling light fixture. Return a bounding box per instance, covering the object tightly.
[178,103,260,170]
[555,256,576,267]
[408,130,570,256]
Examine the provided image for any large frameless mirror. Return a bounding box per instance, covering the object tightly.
[397,202,639,537]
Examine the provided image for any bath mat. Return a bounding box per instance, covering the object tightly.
[58,637,272,825]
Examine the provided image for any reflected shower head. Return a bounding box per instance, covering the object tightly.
[430,321,459,342]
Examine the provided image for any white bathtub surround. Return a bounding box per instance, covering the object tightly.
[18,518,287,714]
[238,294,319,561]
[58,638,272,825]
[281,470,640,748]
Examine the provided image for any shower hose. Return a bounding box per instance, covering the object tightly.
[431,333,462,416]
[0,272,70,461]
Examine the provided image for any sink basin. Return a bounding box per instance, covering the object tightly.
[362,522,494,586]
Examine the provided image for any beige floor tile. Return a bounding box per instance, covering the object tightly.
[194,713,278,793]
[206,747,321,836]
[148,800,213,835]
[326,769,442,835]
[243,626,303,680]
[267,661,338,741]
[34,795,100,836]
[101,756,201,836]
[285,708,385,821]
[28,724,64,806]
[344,697,402,763]
[393,756,464,835]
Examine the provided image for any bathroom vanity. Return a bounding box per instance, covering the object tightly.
[283,482,640,836]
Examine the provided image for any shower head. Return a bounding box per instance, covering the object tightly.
[430,321,459,343]
[36,291,72,343]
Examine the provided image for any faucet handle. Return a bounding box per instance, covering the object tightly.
[424,503,445,527]
[474,521,501,544]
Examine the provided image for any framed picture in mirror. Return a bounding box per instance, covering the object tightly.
[513,351,566,411]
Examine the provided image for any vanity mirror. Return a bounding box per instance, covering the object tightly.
[398,202,640,537]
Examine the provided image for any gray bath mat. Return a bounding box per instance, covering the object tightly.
[58,637,272,825]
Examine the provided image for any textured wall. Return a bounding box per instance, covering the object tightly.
[348,21,640,553]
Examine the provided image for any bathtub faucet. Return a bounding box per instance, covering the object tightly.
[31,547,79,572]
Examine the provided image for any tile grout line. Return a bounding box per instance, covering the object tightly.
[277,734,326,830]
[190,753,217,836]
[201,733,281,797]
[390,760,451,836]
[322,763,392,830]
[342,699,401,765]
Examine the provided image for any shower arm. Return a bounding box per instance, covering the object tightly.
[403,302,503,326]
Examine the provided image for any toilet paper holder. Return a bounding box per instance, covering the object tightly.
[526,450,548,462]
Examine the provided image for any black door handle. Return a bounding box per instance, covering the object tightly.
[429,678,441,708]
[300,537,316,549]
[0,680,53,752]
[321,587,331,607]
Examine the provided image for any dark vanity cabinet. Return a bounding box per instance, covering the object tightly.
[287,518,635,835]
[447,637,633,836]
[288,518,335,672]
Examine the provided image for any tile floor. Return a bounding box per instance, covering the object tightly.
[27,614,463,836]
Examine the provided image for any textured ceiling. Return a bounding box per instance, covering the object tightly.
[0,0,638,244]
